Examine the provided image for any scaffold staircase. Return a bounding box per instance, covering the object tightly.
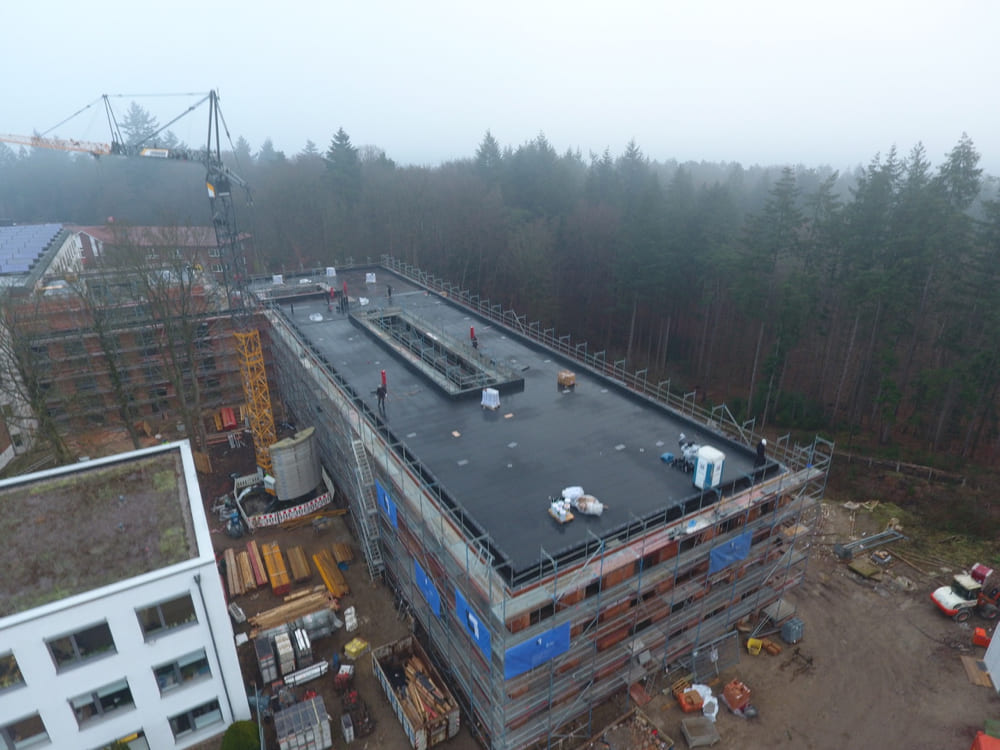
[351,439,385,580]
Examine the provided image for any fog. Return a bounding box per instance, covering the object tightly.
[3,0,999,173]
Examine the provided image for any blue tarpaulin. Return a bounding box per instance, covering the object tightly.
[504,622,571,679]
[376,480,398,528]
[455,587,491,659]
[709,530,753,574]
[414,559,441,617]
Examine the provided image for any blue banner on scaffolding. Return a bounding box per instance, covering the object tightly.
[454,587,491,660]
[708,530,753,574]
[504,622,571,680]
[414,559,441,617]
[375,480,398,528]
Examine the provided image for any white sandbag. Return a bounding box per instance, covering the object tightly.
[562,486,585,501]
[573,494,605,516]
[703,696,719,722]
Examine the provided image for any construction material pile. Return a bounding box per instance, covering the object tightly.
[399,654,456,725]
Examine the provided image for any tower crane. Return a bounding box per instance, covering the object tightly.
[3,91,277,477]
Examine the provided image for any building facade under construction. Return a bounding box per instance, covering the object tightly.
[260,259,832,750]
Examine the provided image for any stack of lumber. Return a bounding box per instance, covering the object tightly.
[287,545,312,582]
[313,547,350,597]
[224,547,242,597]
[224,547,261,598]
[261,542,291,596]
[249,587,335,633]
[280,507,348,530]
[401,655,455,724]
[246,541,268,587]
[332,543,354,564]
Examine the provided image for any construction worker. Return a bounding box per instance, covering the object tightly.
[376,384,387,413]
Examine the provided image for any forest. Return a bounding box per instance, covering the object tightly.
[3,110,1000,470]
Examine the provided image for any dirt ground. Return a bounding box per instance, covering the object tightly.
[194,441,478,750]
[194,439,999,750]
[603,500,1000,750]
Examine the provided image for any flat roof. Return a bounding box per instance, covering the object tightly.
[270,269,779,585]
[0,445,198,617]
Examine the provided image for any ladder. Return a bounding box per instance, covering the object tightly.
[351,439,384,580]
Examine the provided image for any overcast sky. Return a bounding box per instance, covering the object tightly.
[3,0,999,175]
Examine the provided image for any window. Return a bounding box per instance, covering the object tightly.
[1,713,48,749]
[92,730,147,750]
[210,264,223,274]
[153,649,210,693]
[208,247,220,257]
[0,653,24,692]
[69,678,134,726]
[11,433,23,449]
[169,699,222,738]
[136,594,197,639]
[77,376,98,392]
[139,331,157,357]
[29,344,49,363]
[64,340,85,358]
[46,622,116,670]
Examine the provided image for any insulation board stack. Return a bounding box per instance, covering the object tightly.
[255,635,278,683]
[275,632,297,677]
[293,628,313,666]
[275,695,333,750]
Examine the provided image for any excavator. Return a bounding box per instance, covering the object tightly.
[1,91,276,478]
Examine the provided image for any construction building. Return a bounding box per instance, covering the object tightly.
[260,259,832,750]
[2,227,831,748]
[0,441,250,750]
[0,223,288,461]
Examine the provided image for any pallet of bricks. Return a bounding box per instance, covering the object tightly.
[275,695,332,750]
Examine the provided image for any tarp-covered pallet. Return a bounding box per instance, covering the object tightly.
[372,635,460,750]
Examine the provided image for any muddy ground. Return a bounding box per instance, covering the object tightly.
[196,440,999,750]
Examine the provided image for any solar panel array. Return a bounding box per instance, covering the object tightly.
[0,223,63,275]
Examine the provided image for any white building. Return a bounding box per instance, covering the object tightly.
[0,441,250,749]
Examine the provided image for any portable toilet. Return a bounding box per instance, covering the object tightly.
[694,446,725,489]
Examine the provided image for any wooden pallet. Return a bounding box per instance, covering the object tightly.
[287,545,312,582]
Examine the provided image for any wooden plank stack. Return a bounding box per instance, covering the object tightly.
[248,586,337,634]
[246,541,268,587]
[402,654,455,724]
[332,543,354,564]
[223,547,259,598]
[287,545,312,582]
[313,547,350,597]
[262,542,291,596]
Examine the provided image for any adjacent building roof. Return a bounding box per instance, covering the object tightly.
[0,223,68,286]
[74,225,221,248]
[0,444,200,617]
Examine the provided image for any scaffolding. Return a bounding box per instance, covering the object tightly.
[262,265,833,750]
